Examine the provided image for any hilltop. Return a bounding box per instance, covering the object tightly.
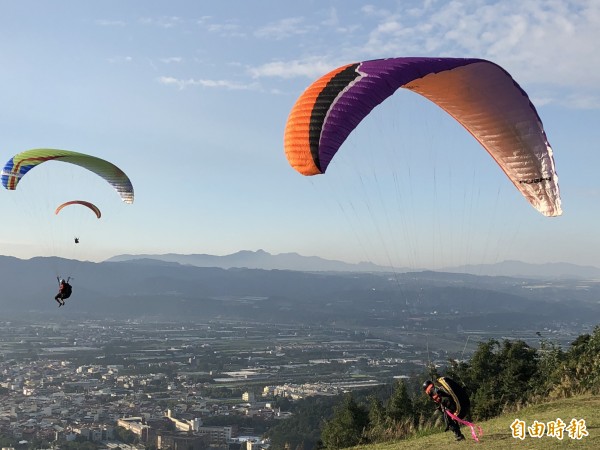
[349,396,598,449]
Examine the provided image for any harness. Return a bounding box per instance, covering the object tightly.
[438,377,462,418]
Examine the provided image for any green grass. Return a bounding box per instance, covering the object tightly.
[348,396,599,449]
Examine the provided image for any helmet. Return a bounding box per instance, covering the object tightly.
[423,380,433,391]
[61,279,66,283]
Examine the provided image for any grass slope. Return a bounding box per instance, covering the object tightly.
[349,396,598,449]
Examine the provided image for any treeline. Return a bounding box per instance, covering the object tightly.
[267,325,600,449]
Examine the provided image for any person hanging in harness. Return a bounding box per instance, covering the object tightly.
[423,379,466,441]
[54,277,73,307]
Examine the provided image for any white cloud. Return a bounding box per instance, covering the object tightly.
[321,7,340,28]
[208,22,245,37]
[196,17,246,37]
[248,58,339,79]
[562,92,600,110]
[107,56,133,64]
[158,76,259,91]
[196,16,212,24]
[160,57,183,64]
[139,16,182,29]
[353,0,600,108]
[321,6,361,34]
[254,17,315,40]
[361,4,390,18]
[159,1,598,108]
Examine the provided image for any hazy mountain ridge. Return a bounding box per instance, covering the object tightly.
[106,249,395,272]
[442,259,600,279]
[107,250,600,279]
[4,254,600,330]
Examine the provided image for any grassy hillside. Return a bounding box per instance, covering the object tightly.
[349,396,598,449]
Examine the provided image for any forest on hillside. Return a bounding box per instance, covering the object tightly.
[265,325,600,450]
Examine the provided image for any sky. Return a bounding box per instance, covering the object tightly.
[0,0,599,270]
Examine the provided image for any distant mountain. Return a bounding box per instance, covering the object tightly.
[106,249,398,272]
[4,254,600,329]
[442,260,600,280]
[4,254,600,333]
[106,250,600,279]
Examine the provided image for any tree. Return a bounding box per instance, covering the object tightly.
[498,340,538,405]
[386,380,414,423]
[321,394,369,449]
[267,395,337,450]
[533,338,564,399]
[367,395,385,429]
[465,339,501,395]
[552,327,600,397]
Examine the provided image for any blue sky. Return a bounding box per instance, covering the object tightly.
[0,0,599,270]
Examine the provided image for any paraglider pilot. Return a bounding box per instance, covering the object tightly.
[424,380,465,441]
[55,277,72,307]
[74,237,79,244]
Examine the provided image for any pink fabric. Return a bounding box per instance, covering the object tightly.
[446,410,483,442]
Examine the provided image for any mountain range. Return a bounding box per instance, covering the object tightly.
[4,252,600,330]
[106,249,600,279]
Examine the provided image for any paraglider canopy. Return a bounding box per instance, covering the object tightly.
[284,57,561,217]
[1,148,134,204]
[55,200,101,219]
